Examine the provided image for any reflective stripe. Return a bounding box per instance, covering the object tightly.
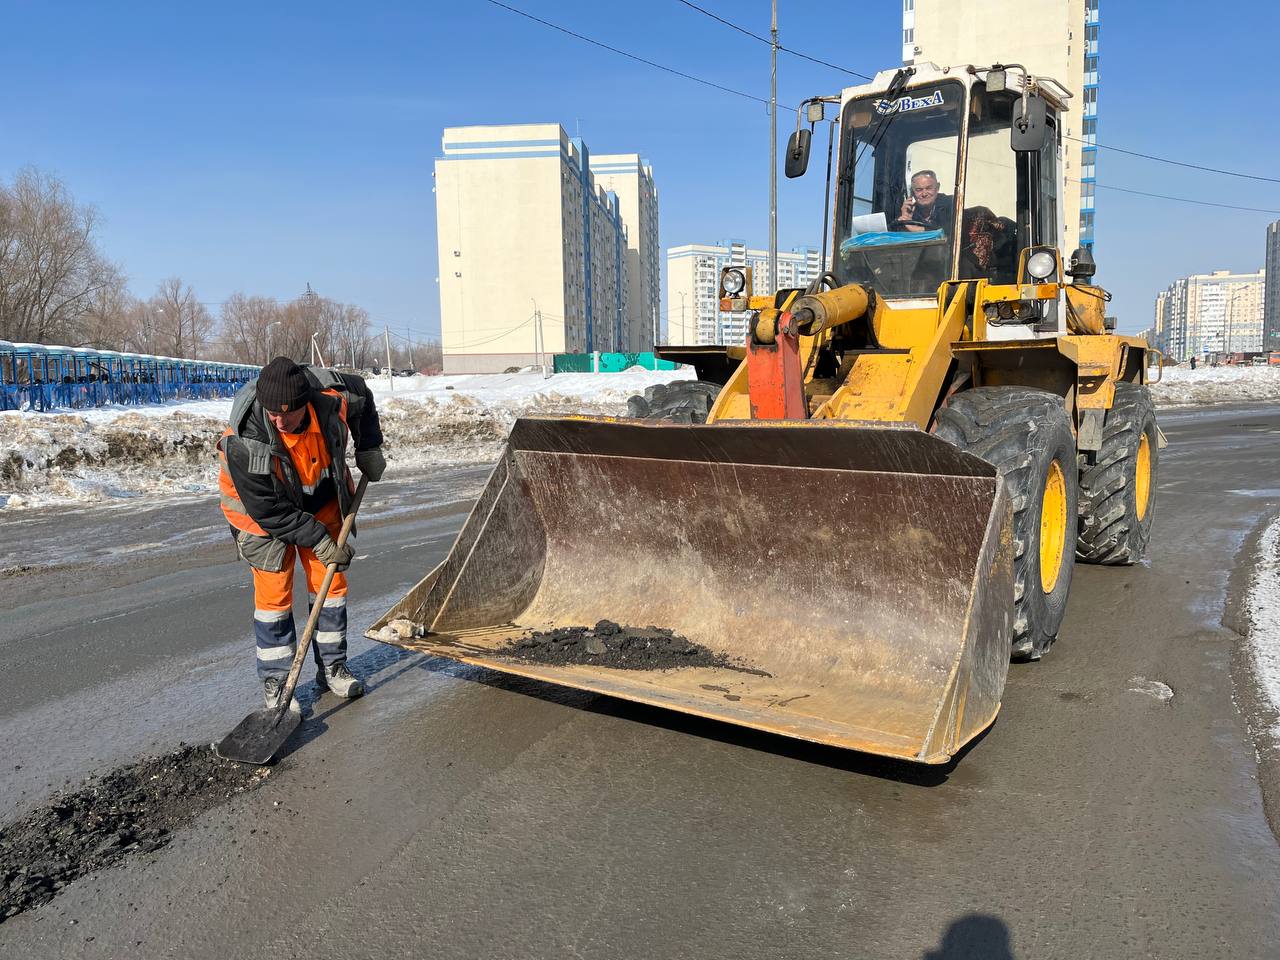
[254,608,291,623]
[316,631,344,645]
[308,594,347,608]
[256,643,295,661]
[221,492,249,515]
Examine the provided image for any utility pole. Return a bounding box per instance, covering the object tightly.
[406,327,414,370]
[769,0,779,294]
[384,325,394,392]
[531,299,542,373]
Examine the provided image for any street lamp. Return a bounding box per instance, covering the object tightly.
[310,332,327,367]
[678,291,687,344]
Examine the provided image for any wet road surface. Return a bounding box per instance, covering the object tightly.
[2,410,1279,959]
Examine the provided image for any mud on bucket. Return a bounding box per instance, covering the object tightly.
[369,416,1012,764]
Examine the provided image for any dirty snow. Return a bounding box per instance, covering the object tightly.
[5,361,1280,512]
[1150,364,1280,407]
[0,368,692,511]
[1247,518,1280,740]
[1126,677,1174,702]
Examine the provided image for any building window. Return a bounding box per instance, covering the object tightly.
[903,0,913,9]
[903,27,914,43]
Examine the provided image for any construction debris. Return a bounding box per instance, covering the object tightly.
[0,744,269,923]
[500,620,767,674]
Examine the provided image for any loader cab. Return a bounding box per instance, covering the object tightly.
[833,68,1064,305]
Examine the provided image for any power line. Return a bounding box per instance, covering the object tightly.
[1065,135,1280,185]
[1081,181,1280,215]
[673,0,874,81]
[448,314,536,350]
[675,0,1278,191]
[483,0,780,108]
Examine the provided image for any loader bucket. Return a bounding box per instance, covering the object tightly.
[369,417,1012,764]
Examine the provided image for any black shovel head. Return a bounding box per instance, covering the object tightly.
[215,706,301,765]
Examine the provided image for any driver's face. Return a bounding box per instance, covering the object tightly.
[911,177,939,206]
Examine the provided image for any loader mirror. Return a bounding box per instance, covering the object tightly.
[785,128,812,178]
[1011,94,1049,151]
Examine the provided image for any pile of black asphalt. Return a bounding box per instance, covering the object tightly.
[501,619,768,675]
[0,743,269,923]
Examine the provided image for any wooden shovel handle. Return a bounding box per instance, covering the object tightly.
[274,475,370,711]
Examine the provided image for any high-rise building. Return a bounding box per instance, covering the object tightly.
[435,124,657,374]
[1153,269,1266,361]
[589,155,660,352]
[905,0,1099,255]
[1265,221,1280,351]
[667,241,822,346]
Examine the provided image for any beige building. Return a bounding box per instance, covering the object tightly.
[905,0,1099,255]
[435,124,651,373]
[590,155,660,351]
[667,241,822,346]
[1154,269,1266,361]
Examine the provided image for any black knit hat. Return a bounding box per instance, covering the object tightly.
[257,357,310,413]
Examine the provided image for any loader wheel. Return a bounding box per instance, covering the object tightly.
[1077,383,1158,564]
[626,380,722,423]
[934,387,1078,660]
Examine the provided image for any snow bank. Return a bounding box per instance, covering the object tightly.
[1246,519,1280,745]
[1150,365,1280,407]
[7,361,1276,512]
[0,368,692,511]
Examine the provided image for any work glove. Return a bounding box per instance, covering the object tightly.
[355,447,386,482]
[313,535,355,571]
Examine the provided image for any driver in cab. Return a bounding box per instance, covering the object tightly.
[895,170,953,233]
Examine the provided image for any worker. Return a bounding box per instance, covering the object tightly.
[218,356,386,713]
[896,170,954,233]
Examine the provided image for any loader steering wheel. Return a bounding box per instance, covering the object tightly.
[892,218,936,231]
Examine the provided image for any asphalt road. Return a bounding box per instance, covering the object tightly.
[2,407,1279,959]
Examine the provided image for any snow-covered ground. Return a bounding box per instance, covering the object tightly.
[0,368,692,511]
[1247,519,1280,748]
[3,362,1278,512]
[1149,364,1280,406]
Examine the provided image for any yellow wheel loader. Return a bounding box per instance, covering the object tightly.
[370,63,1161,764]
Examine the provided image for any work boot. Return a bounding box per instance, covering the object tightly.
[315,662,365,699]
[262,677,302,715]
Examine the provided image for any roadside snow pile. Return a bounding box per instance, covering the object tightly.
[0,368,692,511]
[1248,519,1280,743]
[1150,365,1280,407]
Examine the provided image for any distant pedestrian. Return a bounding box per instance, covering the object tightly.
[217,357,386,713]
[1190,355,1197,370]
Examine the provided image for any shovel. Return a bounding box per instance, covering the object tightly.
[216,475,370,764]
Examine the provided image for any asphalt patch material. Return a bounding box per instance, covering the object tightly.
[0,743,269,923]
[501,620,767,674]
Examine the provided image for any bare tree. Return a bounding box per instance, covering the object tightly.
[221,292,286,364]
[0,168,119,345]
[151,277,212,358]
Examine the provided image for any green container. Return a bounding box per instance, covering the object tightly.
[553,352,680,373]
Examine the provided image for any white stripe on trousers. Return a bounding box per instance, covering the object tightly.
[256,643,295,661]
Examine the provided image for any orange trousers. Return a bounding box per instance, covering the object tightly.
[251,500,349,680]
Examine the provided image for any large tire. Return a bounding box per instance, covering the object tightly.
[626,380,722,423]
[934,387,1079,660]
[1077,383,1158,564]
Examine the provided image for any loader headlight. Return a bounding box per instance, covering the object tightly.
[722,268,747,296]
[1027,250,1057,281]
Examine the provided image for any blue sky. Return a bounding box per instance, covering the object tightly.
[3,0,1277,338]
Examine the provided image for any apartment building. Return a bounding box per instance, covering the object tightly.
[435,124,656,373]
[667,241,822,346]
